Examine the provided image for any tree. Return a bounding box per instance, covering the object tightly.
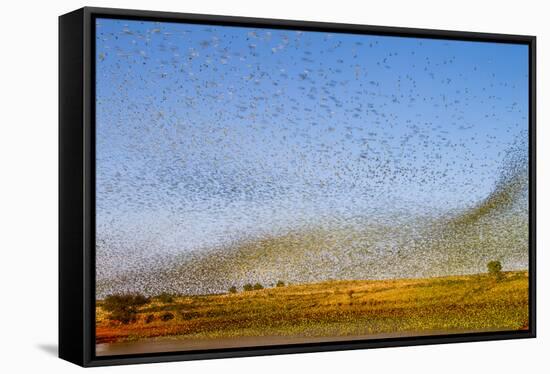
[228,286,237,294]
[487,260,503,279]
[276,280,285,287]
[253,283,264,290]
[243,283,254,291]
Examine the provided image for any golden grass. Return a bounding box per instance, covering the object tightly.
[96,271,528,345]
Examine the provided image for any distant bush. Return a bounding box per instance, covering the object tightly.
[276,280,285,287]
[179,310,200,320]
[103,294,150,324]
[155,293,174,303]
[487,260,503,279]
[229,286,237,294]
[253,283,264,290]
[103,294,149,312]
[160,312,175,322]
[145,314,155,324]
[243,283,254,291]
[108,310,136,324]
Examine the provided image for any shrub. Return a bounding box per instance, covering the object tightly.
[103,294,150,324]
[156,293,174,303]
[228,286,237,294]
[253,283,264,290]
[160,312,175,322]
[487,260,503,278]
[145,314,155,324]
[109,310,137,324]
[276,280,285,287]
[103,294,149,312]
[179,310,200,320]
[243,283,254,291]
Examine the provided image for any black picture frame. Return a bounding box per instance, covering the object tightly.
[59,6,536,367]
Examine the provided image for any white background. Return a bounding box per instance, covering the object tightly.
[0,0,546,372]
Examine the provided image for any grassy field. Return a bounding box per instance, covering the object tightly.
[96,271,528,353]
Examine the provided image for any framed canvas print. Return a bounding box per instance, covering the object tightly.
[59,7,536,367]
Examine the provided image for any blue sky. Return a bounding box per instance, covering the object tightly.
[95,18,528,261]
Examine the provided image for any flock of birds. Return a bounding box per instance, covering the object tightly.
[94,18,529,296]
